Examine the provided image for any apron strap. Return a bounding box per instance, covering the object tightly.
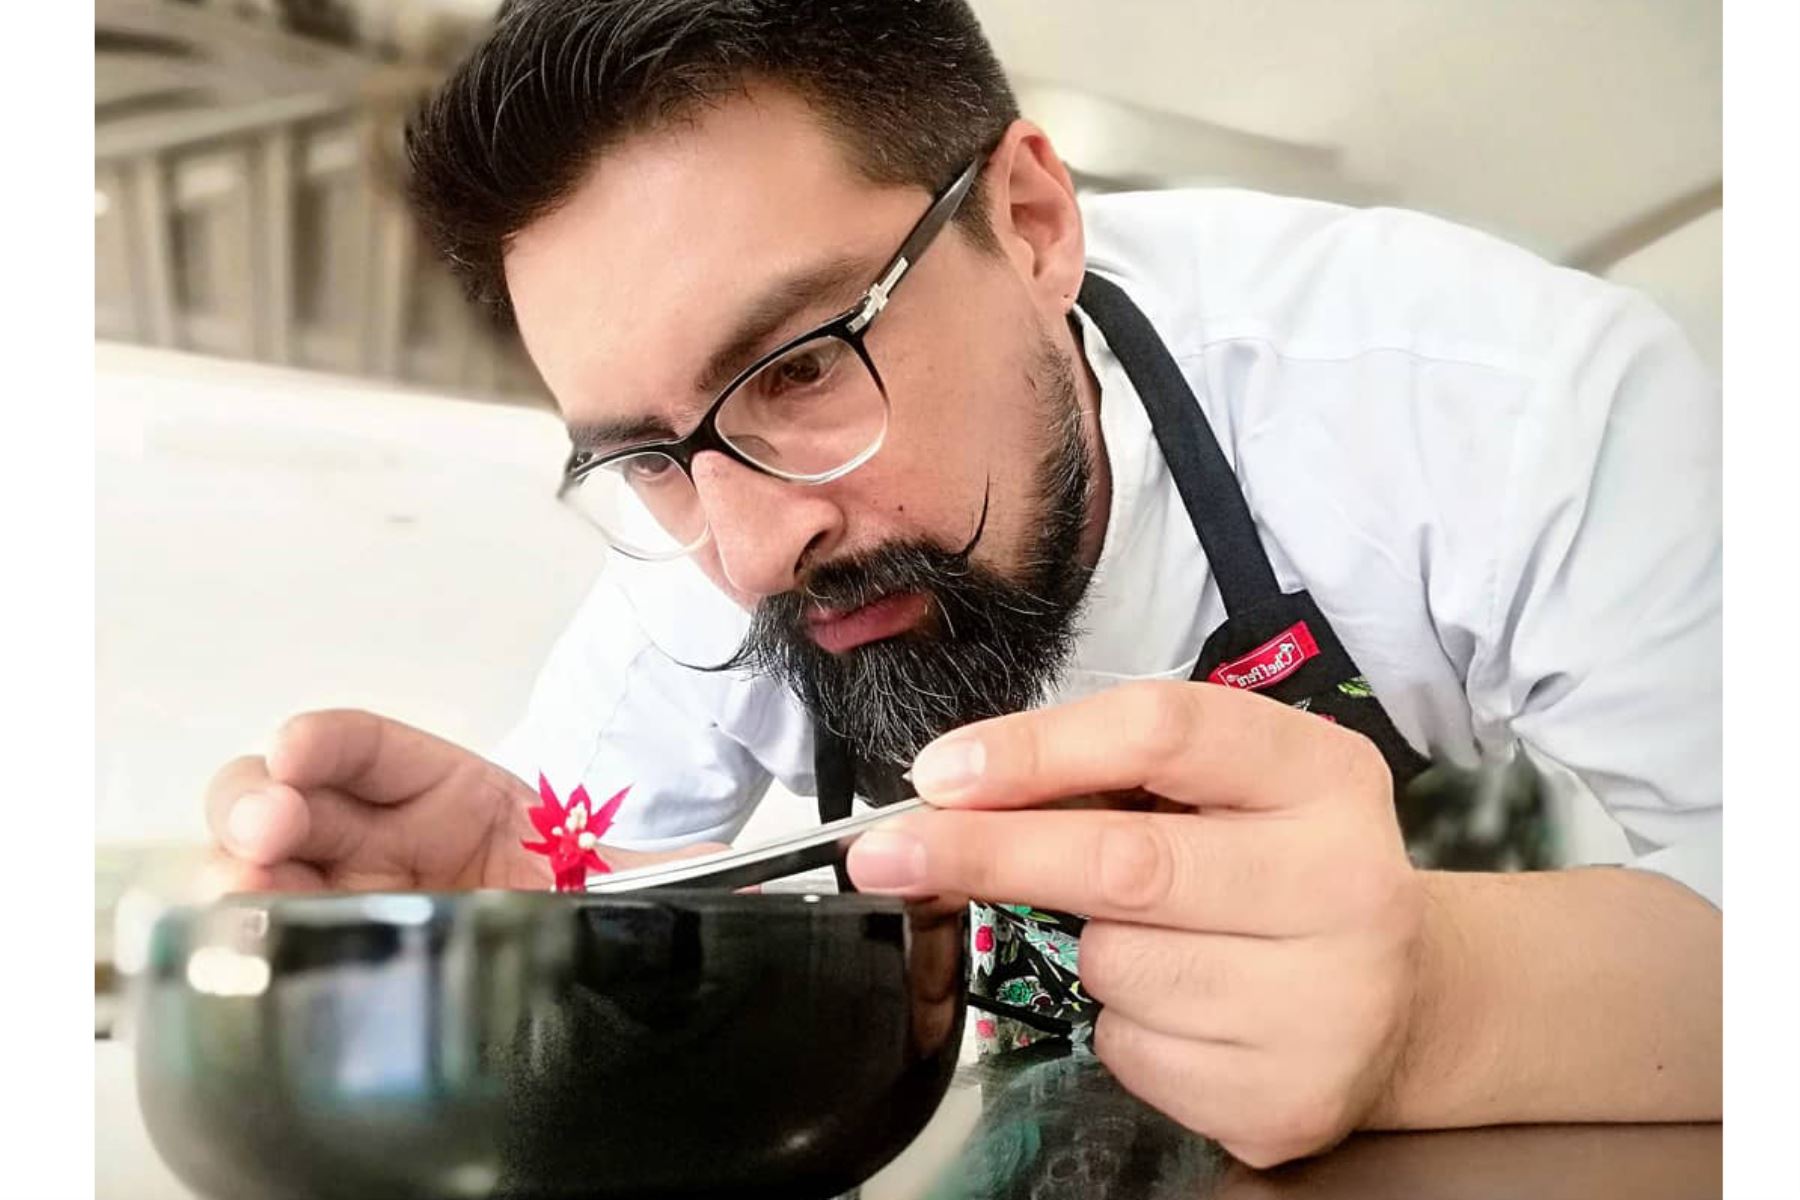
[1077,272,1282,616]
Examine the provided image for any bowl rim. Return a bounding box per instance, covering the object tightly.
[152,887,917,931]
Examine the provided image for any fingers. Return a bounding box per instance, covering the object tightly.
[1078,921,1310,1041]
[910,681,1388,815]
[207,760,378,870]
[211,783,310,865]
[204,754,275,848]
[206,757,328,866]
[195,850,329,898]
[206,709,482,869]
[266,709,482,805]
[1095,1010,1354,1169]
[207,710,521,884]
[846,806,1324,934]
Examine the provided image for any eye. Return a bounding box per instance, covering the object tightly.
[777,351,826,386]
[617,454,677,483]
[759,340,845,398]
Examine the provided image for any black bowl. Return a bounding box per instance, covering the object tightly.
[132,890,967,1199]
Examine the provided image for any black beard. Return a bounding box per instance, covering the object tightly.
[711,337,1095,767]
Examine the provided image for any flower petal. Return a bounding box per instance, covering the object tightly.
[591,785,629,839]
[528,774,567,837]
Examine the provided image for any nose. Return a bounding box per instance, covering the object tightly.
[691,451,841,598]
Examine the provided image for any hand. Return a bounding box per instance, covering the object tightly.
[203,709,723,894]
[846,681,1426,1168]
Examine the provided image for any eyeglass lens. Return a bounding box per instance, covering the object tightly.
[567,332,888,560]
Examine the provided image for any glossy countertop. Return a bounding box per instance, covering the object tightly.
[99,1027,1720,1200]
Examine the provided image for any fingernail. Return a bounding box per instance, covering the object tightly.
[226,792,276,852]
[848,831,927,891]
[911,737,986,796]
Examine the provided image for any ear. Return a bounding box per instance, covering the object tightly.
[982,120,1086,318]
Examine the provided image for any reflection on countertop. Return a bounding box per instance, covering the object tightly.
[925,1041,1720,1200]
[98,1017,1720,1200]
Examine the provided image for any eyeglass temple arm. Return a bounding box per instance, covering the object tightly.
[556,446,585,497]
[846,158,983,335]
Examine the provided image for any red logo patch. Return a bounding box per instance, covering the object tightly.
[1208,621,1320,691]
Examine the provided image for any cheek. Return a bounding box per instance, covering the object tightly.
[872,356,1035,519]
[884,359,1052,546]
[834,259,1060,558]
[692,549,756,610]
[825,477,944,555]
[834,435,983,545]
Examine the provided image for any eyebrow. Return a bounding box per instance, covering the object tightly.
[566,412,679,455]
[566,254,877,457]
[695,254,873,394]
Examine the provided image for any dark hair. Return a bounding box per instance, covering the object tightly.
[404,0,1020,326]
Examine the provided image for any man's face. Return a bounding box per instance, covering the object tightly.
[506,86,1096,763]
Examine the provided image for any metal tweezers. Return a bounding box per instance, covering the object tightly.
[583,798,929,894]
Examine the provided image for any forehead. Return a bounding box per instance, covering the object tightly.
[504,85,921,425]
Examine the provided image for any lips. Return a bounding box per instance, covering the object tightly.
[804,591,932,654]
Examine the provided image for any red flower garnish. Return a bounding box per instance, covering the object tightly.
[521,774,630,892]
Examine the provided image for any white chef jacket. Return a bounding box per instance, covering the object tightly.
[492,188,1722,909]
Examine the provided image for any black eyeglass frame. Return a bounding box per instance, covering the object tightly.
[556,156,984,553]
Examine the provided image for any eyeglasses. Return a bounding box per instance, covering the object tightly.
[557,157,982,561]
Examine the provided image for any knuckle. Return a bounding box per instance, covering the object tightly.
[1119,681,1191,765]
[1335,728,1393,804]
[1161,940,1226,1006]
[271,708,372,779]
[1081,924,1219,1009]
[992,717,1043,791]
[275,709,331,742]
[1092,818,1177,914]
[268,711,326,770]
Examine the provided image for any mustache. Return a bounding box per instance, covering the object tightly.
[792,484,992,614]
[697,482,993,678]
[688,325,1093,764]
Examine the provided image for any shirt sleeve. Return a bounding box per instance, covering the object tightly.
[487,570,774,851]
[1466,285,1722,907]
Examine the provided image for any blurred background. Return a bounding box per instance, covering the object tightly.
[94,0,1721,1035]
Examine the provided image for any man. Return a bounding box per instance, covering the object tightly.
[203,0,1721,1168]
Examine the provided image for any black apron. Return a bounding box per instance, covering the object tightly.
[814,272,1546,1045]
